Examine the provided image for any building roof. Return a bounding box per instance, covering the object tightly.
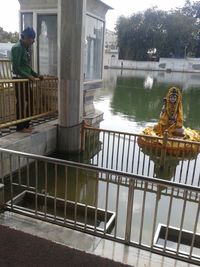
[98,0,113,10]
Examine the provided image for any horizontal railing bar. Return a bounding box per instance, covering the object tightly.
[0,111,57,129]
[6,205,119,238]
[42,76,58,81]
[0,77,58,83]
[83,125,200,146]
[5,205,110,233]
[84,125,152,138]
[0,79,29,83]
[1,147,200,193]
[12,183,35,190]
[97,178,199,202]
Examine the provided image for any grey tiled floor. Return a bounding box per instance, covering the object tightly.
[0,212,198,267]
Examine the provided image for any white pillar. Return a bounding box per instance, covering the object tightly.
[58,0,86,152]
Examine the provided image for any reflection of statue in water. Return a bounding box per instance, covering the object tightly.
[137,86,200,199]
[153,155,179,180]
[153,154,180,201]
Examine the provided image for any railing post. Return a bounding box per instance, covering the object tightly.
[0,183,4,212]
[160,130,168,169]
[81,120,86,152]
[125,179,134,244]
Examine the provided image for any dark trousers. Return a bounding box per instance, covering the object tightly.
[15,81,33,131]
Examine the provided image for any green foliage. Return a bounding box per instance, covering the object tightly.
[0,27,19,43]
[116,1,200,60]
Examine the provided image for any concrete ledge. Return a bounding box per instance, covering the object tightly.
[0,120,58,177]
[0,120,58,154]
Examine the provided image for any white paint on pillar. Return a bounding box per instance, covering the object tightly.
[58,0,86,152]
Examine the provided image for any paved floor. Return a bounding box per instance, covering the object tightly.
[0,212,198,267]
[0,223,129,267]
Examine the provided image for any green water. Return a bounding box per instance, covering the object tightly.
[95,69,200,132]
[6,69,200,245]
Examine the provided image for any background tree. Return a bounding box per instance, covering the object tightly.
[161,10,196,58]
[0,27,19,43]
[116,1,199,60]
[181,0,200,57]
[181,0,200,18]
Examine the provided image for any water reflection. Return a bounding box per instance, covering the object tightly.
[8,162,98,207]
[148,152,180,200]
[97,69,200,130]
[144,75,154,89]
[5,68,199,244]
[105,68,200,91]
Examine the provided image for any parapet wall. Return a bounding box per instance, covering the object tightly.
[109,57,200,73]
[0,120,57,179]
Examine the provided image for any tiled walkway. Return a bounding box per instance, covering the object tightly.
[0,223,129,267]
[0,212,198,267]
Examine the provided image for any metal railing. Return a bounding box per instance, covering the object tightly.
[0,59,12,79]
[0,147,199,265]
[0,78,58,129]
[81,124,200,187]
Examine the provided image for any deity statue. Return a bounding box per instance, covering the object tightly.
[139,86,200,154]
[153,87,184,137]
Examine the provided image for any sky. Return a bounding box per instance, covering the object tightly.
[102,0,189,30]
[0,0,191,32]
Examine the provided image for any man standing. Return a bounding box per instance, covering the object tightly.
[11,27,42,132]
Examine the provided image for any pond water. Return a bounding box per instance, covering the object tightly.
[6,68,200,247]
[88,69,200,184]
[96,69,200,133]
[88,68,200,242]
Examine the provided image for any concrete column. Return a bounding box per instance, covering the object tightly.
[58,0,86,153]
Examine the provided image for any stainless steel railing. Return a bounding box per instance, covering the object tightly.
[0,147,200,265]
[81,124,200,186]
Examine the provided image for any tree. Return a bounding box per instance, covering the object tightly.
[115,4,199,60]
[0,27,19,43]
[181,0,200,57]
[181,0,200,18]
[160,10,196,58]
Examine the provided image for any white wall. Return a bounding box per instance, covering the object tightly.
[108,57,200,73]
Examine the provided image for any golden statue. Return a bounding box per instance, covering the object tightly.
[138,86,200,156]
[154,87,184,137]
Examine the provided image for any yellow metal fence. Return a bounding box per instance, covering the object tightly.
[0,59,12,79]
[0,78,58,129]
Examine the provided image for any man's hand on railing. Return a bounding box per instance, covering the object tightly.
[42,75,58,80]
[38,75,44,80]
[28,75,57,81]
[28,76,40,82]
